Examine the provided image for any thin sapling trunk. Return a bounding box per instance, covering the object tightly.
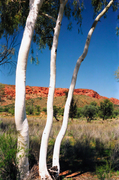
[39,0,67,179]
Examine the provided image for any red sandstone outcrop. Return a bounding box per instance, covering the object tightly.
[1,84,119,105]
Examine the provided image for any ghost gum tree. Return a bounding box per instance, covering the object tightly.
[39,0,84,179]
[39,1,68,179]
[15,0,46,178]
[52,0,118,176]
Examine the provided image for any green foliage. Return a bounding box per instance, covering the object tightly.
[96,160,113,180]
[26,105,34,115]
[0,106,4,112]
[0,2,28,55]
[53,105,60,121]
[115,67,119,80]
[35,105,41,115]
[116,27,119,36]
[82,104,98,122]
[42,107,47,114]
[69,98,77,120]
[0,133,18,180]
[0,104,15,115]
[28,0,84,53]
[99,99,114,120]
[90,101,97,106]
[113,109,119,118]
[53,105,58,116]
[53,106,64,120]
[64,91,78,120]
[91,0,119,18]
[91,0,104,16]
[0,0,84,66]
[58,107,64,117]
[26,104,41,115]
[0,83,5,102]
[5,104,15,115]
[76,107,83,118]
[8,108,14,116]
[3,106,9,112]
[0,0,29,36]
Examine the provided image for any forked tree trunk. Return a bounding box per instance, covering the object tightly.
[15,0,44,179]
[52,0,114,174]
[39,0,67,179]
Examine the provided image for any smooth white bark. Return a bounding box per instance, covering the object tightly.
[15,0,44,179]
[52,0,114,174]
[39,0,67,179]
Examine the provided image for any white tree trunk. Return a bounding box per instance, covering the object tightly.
[52,0,114,174]
[39,0,67,179]
[15,0,44,179]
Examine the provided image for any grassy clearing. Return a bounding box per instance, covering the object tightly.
[1,116,119,179]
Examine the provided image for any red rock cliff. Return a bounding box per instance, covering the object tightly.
[2,84,119,105]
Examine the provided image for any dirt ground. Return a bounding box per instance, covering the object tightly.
[26,164,119,180]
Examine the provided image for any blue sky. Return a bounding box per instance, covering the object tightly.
[0,1,119,99]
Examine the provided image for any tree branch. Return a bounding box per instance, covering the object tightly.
[40,12,56,22]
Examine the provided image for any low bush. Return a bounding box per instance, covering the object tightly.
[42,107,47,114]
[0,106,4,112]
[0,133,18,180]
[8,108,14,115]
[82,104,98,122]
[113,110,119,118]
[3,106,9,112]
[76,107,83,118]
[26,106,34,115]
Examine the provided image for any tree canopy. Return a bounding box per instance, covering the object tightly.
[82,103,98,122]
[0,0,84,67]
[115,67,119,80]
[99,99,114,120]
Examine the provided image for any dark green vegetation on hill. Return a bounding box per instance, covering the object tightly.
[0,95,119,122]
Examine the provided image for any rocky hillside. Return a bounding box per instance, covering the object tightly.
[1,84,119,106]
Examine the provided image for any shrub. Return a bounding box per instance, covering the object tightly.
[26,106,34,115]
[113,110,119,118]
[96,160,113,180]
[4,106,9,112]
[64,91,77,120]
[82,104,98,122]
[0,106,4,112]
[76,108,83,118]
[53,105,59,121]
[99,99,114,120]
[42,107,47,114]
[69,100,77,120]
[0,133,18,180]
[8,108,14,115]
[35,105,41,115]
[36,105,40,113]
[58,107,64,118]
[0,83,5,102]
[90,101,97,106]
